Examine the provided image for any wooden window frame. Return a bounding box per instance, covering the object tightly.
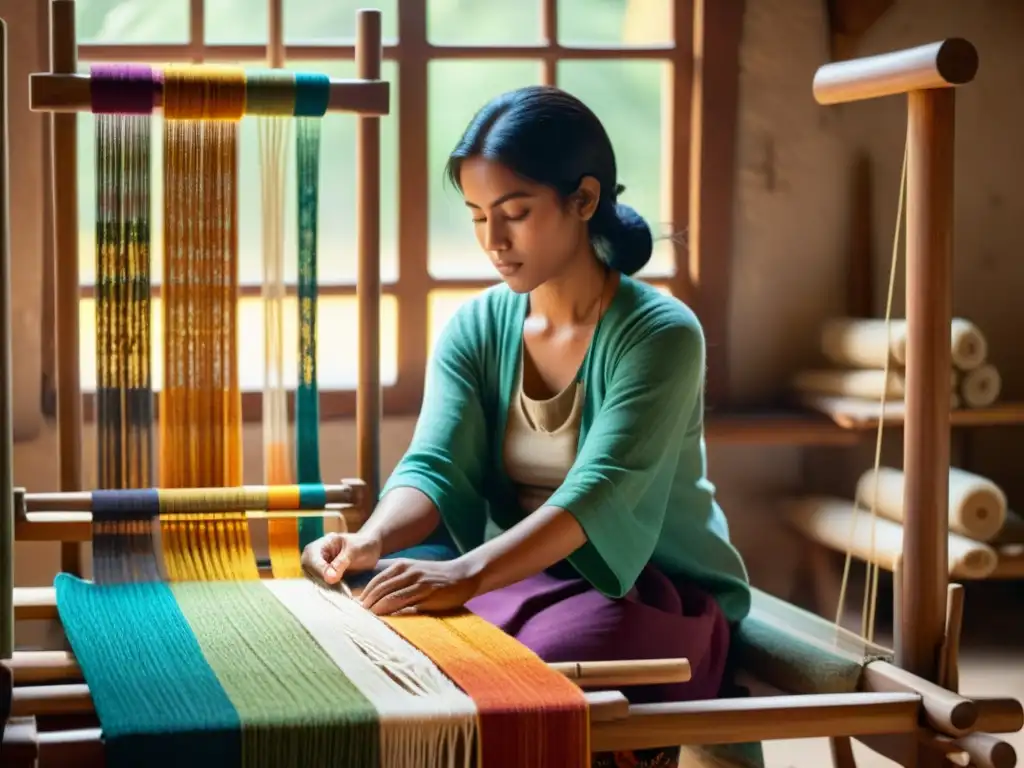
[41,0,743,422]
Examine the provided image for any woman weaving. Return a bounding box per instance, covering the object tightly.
[304,85,751,768]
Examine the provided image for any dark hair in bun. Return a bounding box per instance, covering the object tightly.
[445,84,654,276]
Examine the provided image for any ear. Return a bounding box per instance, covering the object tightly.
[571,176,602,222]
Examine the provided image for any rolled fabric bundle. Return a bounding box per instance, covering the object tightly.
[792,368,955,401]
[959,363,1001,408]
[855,466,1008,542]
[820,317,988,371]
[785,495,999,579]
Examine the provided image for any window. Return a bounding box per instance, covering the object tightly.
[52,0,695,420]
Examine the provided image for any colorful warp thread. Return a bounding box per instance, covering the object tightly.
[89,484,329,584]
[91,63,157,489]
[253,69,299,576]
[61,480,482,768]
[294,75,330,550]
[383,611,590,767]
[159,64,245,489]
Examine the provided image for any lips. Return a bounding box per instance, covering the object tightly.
[493,261,522,276]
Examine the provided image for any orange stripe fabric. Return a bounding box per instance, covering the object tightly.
[383,609,589,768]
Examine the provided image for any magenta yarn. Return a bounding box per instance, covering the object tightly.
[89,64,158,115]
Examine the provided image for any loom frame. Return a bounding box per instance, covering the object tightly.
[0,3,1022,765]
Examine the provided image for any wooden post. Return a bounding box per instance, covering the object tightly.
[49,0,83,577]
[813,37,978,767]
[0,16,14,661]
[355,10,383,503]
[901,85,955,681]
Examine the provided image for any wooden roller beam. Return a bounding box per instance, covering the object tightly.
[10,683,631,722]
[5,656,691,697]
[15,509,349,543]
[29,73,390,116]
[24,483,356,512]
[8,692,923,764]
[813,38,978,105]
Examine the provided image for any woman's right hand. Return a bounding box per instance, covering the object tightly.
[301,531,382,585]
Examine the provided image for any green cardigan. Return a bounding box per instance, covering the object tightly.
[382,275,752,624]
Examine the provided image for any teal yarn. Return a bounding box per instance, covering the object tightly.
[293,73,331,117]
[295,116,324,549]
[55,574,242,766]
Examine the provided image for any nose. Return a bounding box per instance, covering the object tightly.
[481,218,510,253]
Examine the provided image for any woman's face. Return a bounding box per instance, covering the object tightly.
[459,157,595,293]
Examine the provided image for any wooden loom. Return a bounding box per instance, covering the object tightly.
[0,1,1021,763]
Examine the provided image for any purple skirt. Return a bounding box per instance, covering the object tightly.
[465,563,731,704]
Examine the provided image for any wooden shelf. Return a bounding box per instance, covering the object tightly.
[705,408,861,446]
[703,401,1024,447]
[799,395,1024,431]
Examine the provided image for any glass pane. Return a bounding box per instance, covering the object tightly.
[428,60,543,279]
[427,289,488,360]
[205,0,266,44]
[77,61,399,286]
[557,0,672,47]
[428,1,541,45]
[79,294,399,391]
[77,0,190,44]
[557,60,674,277]
[284,0,398,44]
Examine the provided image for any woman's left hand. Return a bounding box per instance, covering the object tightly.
[358,556,483,616]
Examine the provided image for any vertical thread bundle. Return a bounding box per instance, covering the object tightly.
[159,65,246,490]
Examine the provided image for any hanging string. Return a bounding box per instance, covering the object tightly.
[159,65,246,490]
[834,139,909,645]
[91,64,156,495]
[250,68,303,578]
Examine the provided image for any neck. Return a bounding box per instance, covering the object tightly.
[529,255,613,327]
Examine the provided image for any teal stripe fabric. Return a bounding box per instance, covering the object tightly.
[55,574,242,766]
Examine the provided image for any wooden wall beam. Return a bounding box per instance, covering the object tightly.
[689,0,745,408]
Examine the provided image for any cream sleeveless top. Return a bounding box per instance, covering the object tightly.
[502,357,584,515]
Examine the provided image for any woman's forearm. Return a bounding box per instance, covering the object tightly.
[358,487,441,555]
[462,505,586,595]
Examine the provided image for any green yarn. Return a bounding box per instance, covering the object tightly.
[245,69,297,116]
[170,580,379,768]
[295,116,323,549]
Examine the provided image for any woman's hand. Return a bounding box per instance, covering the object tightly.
[301,531,382,585]
[358,556,482,616]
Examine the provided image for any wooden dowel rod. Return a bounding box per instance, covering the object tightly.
[29,73,391,116]
[591,692,921,753]
[951,731,1017,768]
[813,38,978,105]
[0,15,14,663]
[973,696,1024,734]
[355,8,383,504]
[11,681,630,720]
[939,583,964,692]
[22,692,922,762]
[25,483,354,512]
[549,658,692,687]
[861,660,976,734]
[6,656,692,697]
[900,86,957,686]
